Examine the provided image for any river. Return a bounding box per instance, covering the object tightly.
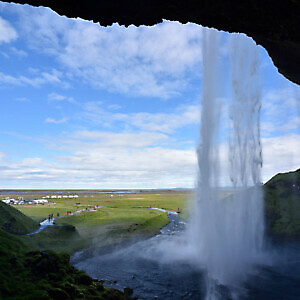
[72,213,300,299]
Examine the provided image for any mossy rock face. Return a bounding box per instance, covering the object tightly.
[264,168,300,239]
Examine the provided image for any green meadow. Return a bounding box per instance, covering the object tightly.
[11,191,191,254]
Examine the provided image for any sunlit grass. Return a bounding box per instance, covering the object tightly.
[11,191,191,254]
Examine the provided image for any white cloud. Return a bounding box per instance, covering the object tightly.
[72,130,169,147]
[13,5,203,98]
[279,116,300,131]
[0,51,9,58]
[126,104,200,133]
[45,117,68,124]
[0,69,64,87]
[82,101,200,133]
[1,129,299,188]
[0,16,17,44]
[261,134,300,182]
[15,97,30,102]
[0,71,19,85]
[48,92,76,103]
[261,87,300,136]
[0,152,6,161]
[10,46,27,56]
[0,136,197,189]
[108,104,121,110]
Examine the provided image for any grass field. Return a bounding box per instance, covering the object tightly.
[14,192,190,221]
[8,191,191,254]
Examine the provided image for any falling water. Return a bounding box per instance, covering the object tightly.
[189,28,264,298]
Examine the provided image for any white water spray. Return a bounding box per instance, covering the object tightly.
[189,28,264,298]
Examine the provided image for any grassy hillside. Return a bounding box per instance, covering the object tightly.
[0,228,131,300]
[264,168,300,238]
[22,224,85,255]
[0,201,132,299]
[0,201,39,234]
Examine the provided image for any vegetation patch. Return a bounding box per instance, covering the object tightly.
[0,201,39,234]
[0,201,133,299]
[0,228,131,299]
[264,168,300,239]
[21,224,85,255]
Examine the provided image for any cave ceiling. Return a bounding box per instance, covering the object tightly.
[4,0,300,85]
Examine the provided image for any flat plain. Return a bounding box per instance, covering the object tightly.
[6,191,192,254]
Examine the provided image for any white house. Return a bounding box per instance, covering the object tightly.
[33,199,48,204]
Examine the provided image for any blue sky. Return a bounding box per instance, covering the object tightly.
[0,2,299,189]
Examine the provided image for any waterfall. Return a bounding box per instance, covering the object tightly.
[189,28,265,298]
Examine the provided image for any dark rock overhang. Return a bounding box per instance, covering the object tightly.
[4,0,300,85]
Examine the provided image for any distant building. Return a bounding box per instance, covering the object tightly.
[33,199,48,204]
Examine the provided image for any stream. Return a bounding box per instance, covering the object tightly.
[27,218,56,235]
